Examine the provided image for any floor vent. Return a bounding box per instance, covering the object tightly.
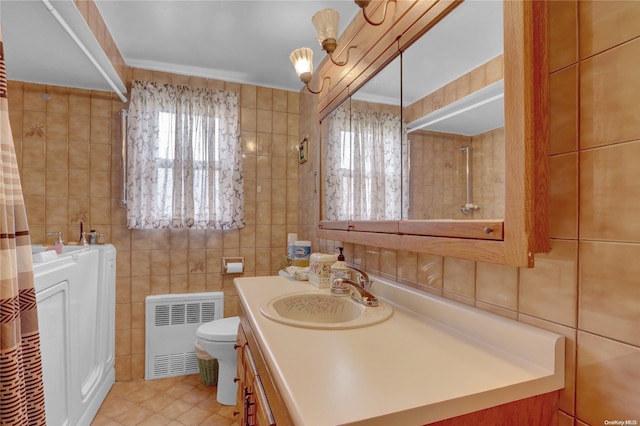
[145,292,223,380]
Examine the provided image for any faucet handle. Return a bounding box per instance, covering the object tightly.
[46,231,64,245]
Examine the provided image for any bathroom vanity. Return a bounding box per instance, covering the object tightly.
[234,276,564,425]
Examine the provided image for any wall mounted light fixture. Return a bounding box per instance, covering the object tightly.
[312,8,357,66]
[289,47,331,94]
[355,0,397,26]
[290,7,358,94]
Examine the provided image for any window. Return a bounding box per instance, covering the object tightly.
[126,81,244,230]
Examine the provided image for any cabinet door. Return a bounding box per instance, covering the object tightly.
[240,335,275,426]
[235,327,247,421]
[253,375,276,426]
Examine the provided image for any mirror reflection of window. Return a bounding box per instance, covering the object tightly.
[323,104,407,221]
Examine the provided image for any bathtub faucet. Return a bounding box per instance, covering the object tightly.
[46,231,64,245]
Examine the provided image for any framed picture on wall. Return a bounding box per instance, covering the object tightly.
[299,137,308,164]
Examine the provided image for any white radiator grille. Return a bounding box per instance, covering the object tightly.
[145,292,223,380]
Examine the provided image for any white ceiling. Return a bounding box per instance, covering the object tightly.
[0,0,503,134]
[0,0,358,95]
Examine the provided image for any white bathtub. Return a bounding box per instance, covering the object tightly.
[33,244,116,426]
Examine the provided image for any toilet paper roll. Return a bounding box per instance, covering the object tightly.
[226,262,243,273]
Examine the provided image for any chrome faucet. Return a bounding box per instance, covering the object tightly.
[348,265,371,290]
[46,231,64,245]
[333,278,379,307]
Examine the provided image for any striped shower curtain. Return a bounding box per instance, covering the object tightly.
[0,27,47,425]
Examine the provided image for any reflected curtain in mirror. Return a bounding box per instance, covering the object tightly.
[323,105,408,221]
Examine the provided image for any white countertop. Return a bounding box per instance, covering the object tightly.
[235,275,564,426]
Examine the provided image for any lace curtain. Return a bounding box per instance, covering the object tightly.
[127,81,244,229]
[324,106,409,220]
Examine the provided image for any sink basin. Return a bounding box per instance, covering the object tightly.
[260,292,393,330]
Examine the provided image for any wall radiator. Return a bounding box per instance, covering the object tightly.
[145,292,223,380]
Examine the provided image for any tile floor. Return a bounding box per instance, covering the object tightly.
[91,375,240,426]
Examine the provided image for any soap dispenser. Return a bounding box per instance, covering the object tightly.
[330,247,351,296]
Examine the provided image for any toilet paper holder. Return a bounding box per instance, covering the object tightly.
[221,257,244,274]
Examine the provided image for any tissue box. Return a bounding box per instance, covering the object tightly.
[308,253,338,288]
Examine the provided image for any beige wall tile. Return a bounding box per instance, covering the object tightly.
[150,276,170,295]
[580,141,640,241]
[242,131,257,155]
[442,257,475,299]
[519,240,578,327]
[256,109,272,133]
[45,169,68,197]
[257,87,273,110]
[580,38,640,148]
[20,167,45,198]
[416,253,443,292]
[188,230,206,250]
[46,113,68,142]
[240,107,256,132]
[150,250,171,276]
[131,251,151,278]
[240,85,257,108]
[90,143,111,171]
[396,250,417,286]
[476,261,518,311]
[579,241,640,346]
[23,84,47,112]
[169,250,188,276]
[170,229,189,250]
[550,153,578,239]
[576,331,640,424]
[273,89,287,113]
[550,66,578,155]
[256,132,272,156]
[22,139,45,169]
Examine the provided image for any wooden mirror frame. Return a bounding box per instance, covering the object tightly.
[313,0,549,267]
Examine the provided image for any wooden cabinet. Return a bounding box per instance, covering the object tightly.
[235,306,292,426]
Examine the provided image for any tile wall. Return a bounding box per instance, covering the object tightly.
[408,127,504,220]
[298,1,640,424]
[8,70,301,381]
[7,0,640,423]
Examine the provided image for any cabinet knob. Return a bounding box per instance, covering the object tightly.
[234,344,242,350]
[233,411,239,417]
[234,377,240,383]
[483,227,493,234]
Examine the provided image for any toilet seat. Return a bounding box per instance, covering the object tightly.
[196,316,240,342]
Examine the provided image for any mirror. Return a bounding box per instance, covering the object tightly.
[320,56,403,222]
[321,1,504,224]
[315,0,549,266]
[403,0,504,221]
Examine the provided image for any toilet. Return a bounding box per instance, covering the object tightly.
[196,316,241,405]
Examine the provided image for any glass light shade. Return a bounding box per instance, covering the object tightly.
[290,47,314,78]
[312,8,339,46]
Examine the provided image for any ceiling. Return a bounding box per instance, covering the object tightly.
[0,0,358,96]
[0,0,503,125]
